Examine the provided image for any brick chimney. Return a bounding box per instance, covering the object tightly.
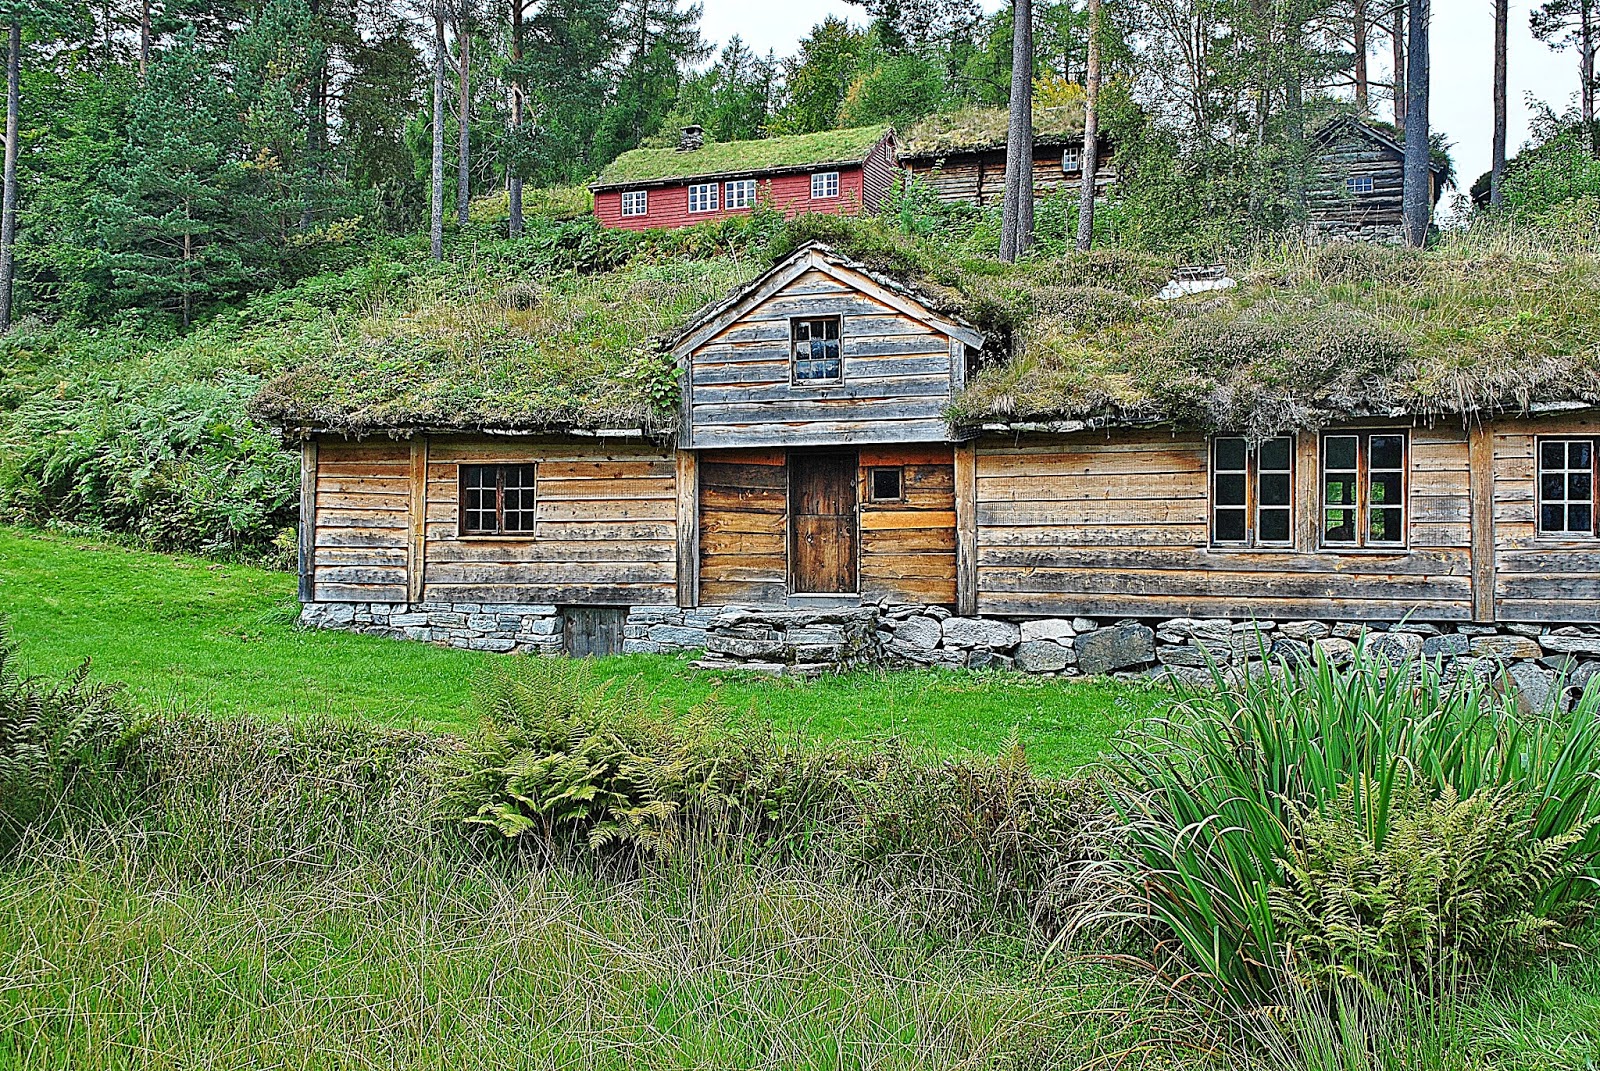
[676,125,704,153]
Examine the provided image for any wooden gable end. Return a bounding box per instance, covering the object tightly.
[677,251,982,449]
[1308,125,1406,225]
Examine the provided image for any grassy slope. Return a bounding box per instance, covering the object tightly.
[0,526,1153,771]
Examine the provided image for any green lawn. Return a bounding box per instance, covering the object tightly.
[0,526,1157,772]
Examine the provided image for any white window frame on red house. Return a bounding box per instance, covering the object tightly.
[810,171,840,199]
[725,179,757,209]
[688,182,719,213]
[620,189,648,217]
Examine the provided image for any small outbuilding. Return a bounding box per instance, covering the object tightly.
[1308,117,1450,243]
[898,105,1115,209]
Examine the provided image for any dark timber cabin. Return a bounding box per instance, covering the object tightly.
[260,241,1600,688]
[1308,117,1449,243]
[899,105,1116,209]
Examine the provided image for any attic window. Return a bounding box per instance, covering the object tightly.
[1346,175,1375,195]
[688,182,719,213]
[1062,145,1083,173]
[811,171,840,199]
[1537,438,1596,536]
[460,464,538,536]
[791,317,841,383]
[620,190,648,217]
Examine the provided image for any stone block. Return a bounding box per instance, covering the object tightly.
[650,625,710,649]
[682,608,721,629]
[1076,624,1156,676]
[1314,637,1356,665]
[1015,640,1072,673]
[893,615,944,650]
[302,603,356,628]
[1456,624,1499,636]
[1270,637,1312,667]
[466,614,500,632]
[1391,622,1442,636]
[965,649,1015,670]
[428,612,467,628]
[1157,644,1211,668]
[1369,631,1423,666]
[941,617,1021,650]
[1160,618,1232,645]
[467,637,517,653]
[1278,620,1331,641]
[707,635,786,659]
[1072,618,1099,633]
[622,639,662,654]
[1332,622,1369,641]
[1470,635,1542,661]
[792,645,844,663]
[402,627,434,642]
[1020,619,1076,643]
[1507,624,1546,638]
[521,616,561,636]
[1507,661,1555,712]
[787,625,846,646]
[389,612,430,628]
[1422,633,1470,659]
[925,606,952,620]
[1538,629,1600,656]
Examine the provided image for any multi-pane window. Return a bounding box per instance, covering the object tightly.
[1322,432,1407,547]
[868,467,904,503]
[1062,145,1083,172]
[725,179,757,209]
[1538,438,1596,536]
[810,171,840,199]
[687,182,719,213]
[460,464,538,536]
[1347,174,1375,195]
[620,189,648,217]
[791,317,842,383]
[1211,436,1293,546]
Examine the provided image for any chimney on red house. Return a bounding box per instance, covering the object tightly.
[677,125,704,153]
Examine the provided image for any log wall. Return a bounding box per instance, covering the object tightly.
[1489,411,1600,623]
[904,144,1117,207]
[973,426,1475,621]
[310,439,412,604]
[1307,129,1405,227]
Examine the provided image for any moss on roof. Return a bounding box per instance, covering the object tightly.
[899,104,1086,159]
[592,126,890,188]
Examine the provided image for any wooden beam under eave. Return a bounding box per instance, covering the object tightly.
[1469,420,1496,623]
[298,439,317,603]
[676,449,700,608]
[954,440,978,616]
[408,438,428,606]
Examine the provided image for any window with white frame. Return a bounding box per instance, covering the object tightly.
[725,179,757,209]
[687,182,719,213]
[810,171,840,199]
[620,189,648,217]
[1062,145,1083,172]
[1347,174,1375,195]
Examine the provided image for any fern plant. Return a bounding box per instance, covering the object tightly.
[0,618,129,856]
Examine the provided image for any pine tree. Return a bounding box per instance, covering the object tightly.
[1075,0,1100,252]
[591,0,707,164]
[999,0,1032,263]
[1531,0,1597,147]
[1493,0,1508,206]
[1402,0,1429,246]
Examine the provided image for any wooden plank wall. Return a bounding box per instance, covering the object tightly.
[311,439,411,604]
[1308,130,1404,225]
[974,427,1475,621]
[905,147,1117,208]
[420,438,677,606]
[687,268,956,448]
[1490,412,1600,623]
[698,450,789,606]
[860,445,956,605]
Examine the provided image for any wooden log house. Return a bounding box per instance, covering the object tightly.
[898,105,1116,209]
[265,243,1600,682]
[1307,117,1450,243]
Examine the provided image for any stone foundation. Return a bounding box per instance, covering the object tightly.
[1308,218,1407,245]
[299,601,1600,701]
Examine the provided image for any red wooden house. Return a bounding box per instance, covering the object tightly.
[590,125,899,231]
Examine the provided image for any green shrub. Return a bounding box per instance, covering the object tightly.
[1098,643,1600,1010]
[446,657,853,859]
[0,619,129,856]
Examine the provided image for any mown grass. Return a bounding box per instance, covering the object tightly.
[0,525,1153,771]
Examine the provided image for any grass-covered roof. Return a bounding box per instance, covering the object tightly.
[900,104,1087,159]
[253,207,1600,439]
[591,126,891,189]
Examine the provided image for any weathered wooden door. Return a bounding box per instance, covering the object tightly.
[789,453,858,594]
[562,607,625,657]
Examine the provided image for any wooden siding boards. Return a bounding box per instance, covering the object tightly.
[973,427,1475,621]
[698,450,788,606]
[312,440,410,604]
[1489,411,1600,623]
[904,145,1116,208]
[594,168,869,231]
[861,445,957,606]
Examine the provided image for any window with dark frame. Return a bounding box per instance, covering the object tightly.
[1211,436,1293,547]
[791,317,842,383]
[868,466,903,502]
[459,464,539,536]
[1538,438,1596,536]
[1321,432,1407,547]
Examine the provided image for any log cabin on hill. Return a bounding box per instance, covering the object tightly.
[898,105,1116,208]
[590,125,899,231]
[1308,117,1450,243]
[255,241,1600,696]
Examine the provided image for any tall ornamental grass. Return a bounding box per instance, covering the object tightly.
[1097,644,1600,1009]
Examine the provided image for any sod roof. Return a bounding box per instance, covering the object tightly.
[899,104,1087,159]
[253,213,1600,440]
[591,126,892,189]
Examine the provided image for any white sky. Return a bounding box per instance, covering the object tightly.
[700,0,1583,198]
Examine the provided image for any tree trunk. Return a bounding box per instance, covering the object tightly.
[1582,0,1596,146]
[302,0,325,230]
[457,24,471,226]
[1075,0,1101,252]
[431,5,446,261]
[0,21,19,335]
[139,0,151,79]
[1492,0,1507,206]
[1392,3,1406,127]
[1354,0,1369,114]
[1402,0,1430,247]
[508,0,524,238]
[999,0,1033,263]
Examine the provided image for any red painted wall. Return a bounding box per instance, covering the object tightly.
[594,166,867,231]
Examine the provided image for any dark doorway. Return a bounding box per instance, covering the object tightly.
[789,452,859,594]
[562,607,626,657]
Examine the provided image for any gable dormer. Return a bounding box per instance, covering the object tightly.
[671,245,985,449]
